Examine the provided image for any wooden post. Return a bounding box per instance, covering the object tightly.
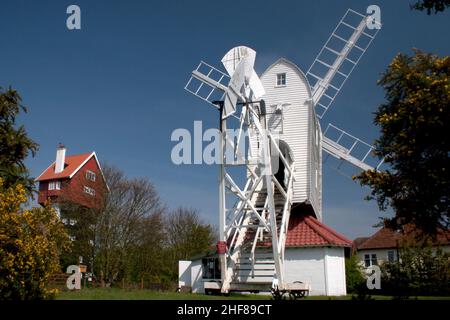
[100,270,105,288]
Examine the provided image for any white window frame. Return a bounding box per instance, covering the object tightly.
[83,185,95,196]
[48,180,61,190]
[364,253,378,267]
[86,170,96,182]
[276,73,286,86]
[387,250,395,263]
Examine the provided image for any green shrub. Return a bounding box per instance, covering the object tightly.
[381,244,450,298]
[346,255,365,294]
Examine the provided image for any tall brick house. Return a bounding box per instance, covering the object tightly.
[36,144,107,213]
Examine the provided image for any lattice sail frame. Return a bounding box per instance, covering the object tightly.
[307,9,381,119]
[306,8,384,172]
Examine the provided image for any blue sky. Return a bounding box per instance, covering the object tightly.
[1,0,449,239]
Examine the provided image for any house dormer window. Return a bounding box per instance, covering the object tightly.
[86,170,96,182]
[48,180,61,190]
[83,185,95,196]
[276,73,286,86]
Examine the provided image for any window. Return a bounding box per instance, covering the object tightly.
[276,73,286,86]
[364,253,378,267]
[202,258,220,280]
[48,180,61,190]
[83,186,95,196]
[86,170,96,182]
[268,104,283,133]
[62,218,76,226]
[388,250,395,263]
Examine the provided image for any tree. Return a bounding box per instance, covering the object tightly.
[164,207,216,279]
[56,172,108,271]
[381,242,450,297]
[357,50,450,236]
[94,164,165,286]
[0,87,39,194]
[54,163,216,287]
[127,212,166,287]
[0,178,70,300]
[345,255,365,294]
[58,201,98,272]
[411,0,450,14]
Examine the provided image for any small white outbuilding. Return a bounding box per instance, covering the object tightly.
[179,214,351,296]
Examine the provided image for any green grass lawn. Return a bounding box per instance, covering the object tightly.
[55,288,270,300]
[55,288,450,300]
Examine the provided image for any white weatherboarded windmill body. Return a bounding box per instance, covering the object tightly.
[180,8,382,298]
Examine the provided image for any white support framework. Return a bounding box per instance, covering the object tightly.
[185,57,295,293]
[322,123,384,172]
[306,9,381,119]
[219,104,295,292]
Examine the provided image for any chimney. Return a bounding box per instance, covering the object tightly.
[55,143,66,173]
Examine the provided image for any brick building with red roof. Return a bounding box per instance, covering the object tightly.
[36,144,108,212]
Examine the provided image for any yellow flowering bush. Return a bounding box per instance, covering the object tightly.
[0,178,71,300]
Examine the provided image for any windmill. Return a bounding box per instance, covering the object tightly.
[184,8,383,296]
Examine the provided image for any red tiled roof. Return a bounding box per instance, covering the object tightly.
[285,215,352,247]
[352,237,370,251]
[35,153,93,181]
[356,226,450,250]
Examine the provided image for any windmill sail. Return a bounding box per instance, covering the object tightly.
[306,9,381,119]
[322,123,384,172]
[185,61,229,109]
[222,46,265,99]
[185,47,265,119]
